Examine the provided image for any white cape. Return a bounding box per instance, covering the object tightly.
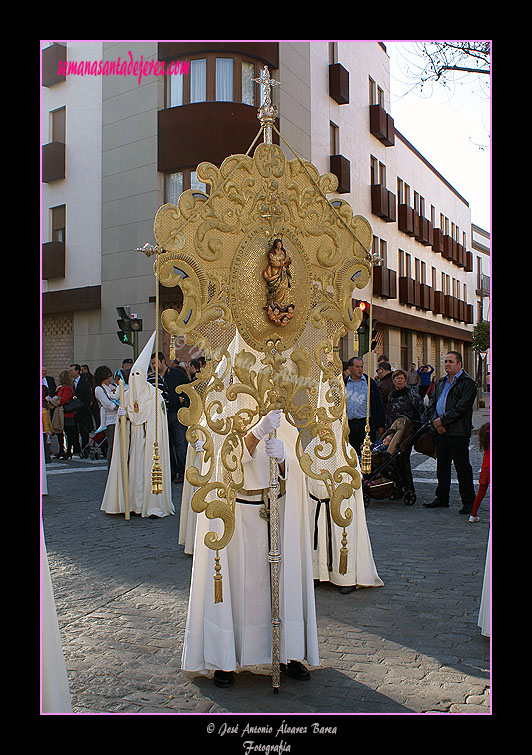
[178,443,199,554]
[182,417,319,673]
[478,532,490,637]
[308,452,383,588]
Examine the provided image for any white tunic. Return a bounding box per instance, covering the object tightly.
[41,523,72,713]
[308,467,383,588]
[478,532,490,637]
[181,417,319,672]
[178,443,199,554]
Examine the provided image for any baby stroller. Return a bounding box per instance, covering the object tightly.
[81,429,108,460]
[362,416,435,506]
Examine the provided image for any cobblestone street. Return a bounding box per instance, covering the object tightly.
[42,409,490,725]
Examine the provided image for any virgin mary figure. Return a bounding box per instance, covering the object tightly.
[263,238,295,326]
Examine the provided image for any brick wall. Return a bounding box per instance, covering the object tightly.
[42,313,74,382]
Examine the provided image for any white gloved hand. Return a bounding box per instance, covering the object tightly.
[117,407,127,417]
[194,440,205,453]
[264,437,285,463]
[252,409,282,440]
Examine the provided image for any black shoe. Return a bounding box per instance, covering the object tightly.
[423,499,449,508]
[339,585,356,594]
[458,507,472,515]
[213,670,234,688]
[280,661,310,681]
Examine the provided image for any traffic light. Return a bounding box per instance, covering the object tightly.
[116,306,143,360]
[355,300,370,355]
[370,319,379,352]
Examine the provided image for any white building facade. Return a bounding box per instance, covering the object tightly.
[41,41,487,380]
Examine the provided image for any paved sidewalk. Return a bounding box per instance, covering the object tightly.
[42,408,491,719]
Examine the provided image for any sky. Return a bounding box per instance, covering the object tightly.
[383,41,491,232]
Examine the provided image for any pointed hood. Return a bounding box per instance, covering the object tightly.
[127,331,157,423]
[131,331,156,378]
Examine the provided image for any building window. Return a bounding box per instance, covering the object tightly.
[166,54,262,108]
[190,58,207,103]
[51,205,65,243]
[369,77,375,105]
[165,170,207,204]
[241,61,255,105]
[330,122,339,154]
[51,107,66,143]
[380,239,387,266]
[432,266,437,290]
[216,58,233,101]
[397,178,403,204]
[370,156,378,185]
[168,71,183,107]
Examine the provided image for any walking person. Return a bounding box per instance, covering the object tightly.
[407,363,420,393]
[417,363,434,399]
[55,370,78,459]
[424,351,477,514]
[70,364,94,456]
[93,366,122,468]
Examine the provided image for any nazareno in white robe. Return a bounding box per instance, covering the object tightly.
[41,523,72,713]
[181,416,319,673]
[308,451,383,588]
[178,443,199,554]
[100,332,174,518]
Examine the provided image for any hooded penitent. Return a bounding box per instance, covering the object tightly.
[100,332,175,518]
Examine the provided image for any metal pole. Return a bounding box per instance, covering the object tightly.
[268,430,281,694]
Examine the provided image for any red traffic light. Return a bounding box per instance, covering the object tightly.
[357,301,368,311]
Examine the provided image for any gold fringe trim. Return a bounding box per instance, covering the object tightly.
[339,528,348,575]
[151,441,163,495]
[169,335,176,361]
[360,433,372,475]
[214,552,223,603]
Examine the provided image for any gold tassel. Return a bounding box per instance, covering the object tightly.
[360,427,372,475]
[339,528,348,575]
[151,441,163,494]
[169,335,175,361]
[214,552,223,603]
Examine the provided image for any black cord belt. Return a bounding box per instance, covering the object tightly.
[310,493,333,572]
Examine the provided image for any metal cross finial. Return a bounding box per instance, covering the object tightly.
[254,65,280,144]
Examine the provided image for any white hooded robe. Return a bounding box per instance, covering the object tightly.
[181,416,319,673]
[100,332,174,518]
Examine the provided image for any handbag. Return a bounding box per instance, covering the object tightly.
[63,396,83,412]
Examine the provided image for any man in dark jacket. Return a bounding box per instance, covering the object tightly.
[150,352,190,484]
[376,361,394,411]
[424,351,477,514]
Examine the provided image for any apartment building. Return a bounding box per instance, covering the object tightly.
[41,40,485,378]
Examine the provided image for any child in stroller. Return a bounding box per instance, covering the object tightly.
[363,416,435,506]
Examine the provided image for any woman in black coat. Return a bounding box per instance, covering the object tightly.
[384,369,427,503]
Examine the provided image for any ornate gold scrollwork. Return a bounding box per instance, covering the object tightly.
[152,139,373,594]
